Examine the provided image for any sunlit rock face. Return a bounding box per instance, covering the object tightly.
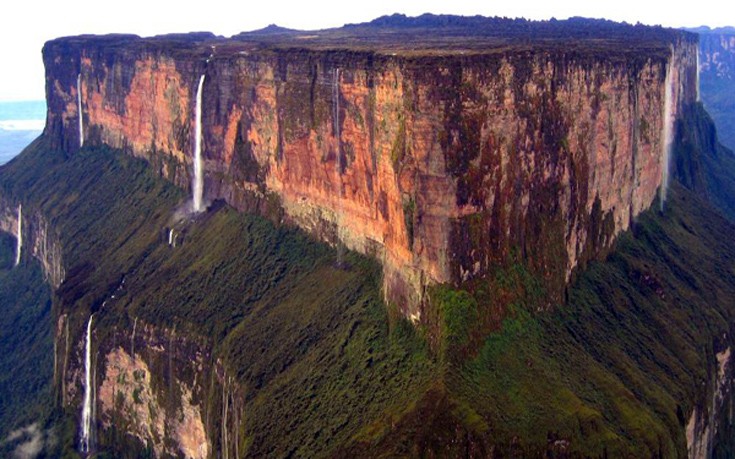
[58,319,216,459]
[42,19,698,317]
[686,346,734,459]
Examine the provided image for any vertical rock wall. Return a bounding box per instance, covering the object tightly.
[0,197,65,287]
[42,33,698,316]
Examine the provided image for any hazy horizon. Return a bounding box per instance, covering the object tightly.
[0,100,45,164]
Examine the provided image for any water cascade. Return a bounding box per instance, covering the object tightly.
[696,49,701,102]
[14,204,22,266]
[660,58,675,211]
[80,314,94,453]
[192,75,205,213]
[77,74,84,148]
[131,317,137,357]
[168,228,174,246]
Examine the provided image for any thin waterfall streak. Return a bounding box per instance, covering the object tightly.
[80,315,94,453]
[193,75,206,212]
[15,204,21,266]
[77,74,84,148]
[131,317,137,357]
[660,57,674,211]
[696,49,701,102]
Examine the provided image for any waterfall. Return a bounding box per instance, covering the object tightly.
[696,49,701,102]
[77,74,84,148]
[660,59,675,211]
[14,204,21,267]
[80,315,94,453]
[131,317,137,357]
[168,228,174,246]
[192,75,206,213]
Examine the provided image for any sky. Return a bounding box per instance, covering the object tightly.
[0,0,731,102]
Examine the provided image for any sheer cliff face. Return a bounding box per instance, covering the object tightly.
[43,35,698,316]
[55,316,230,458]
[0,198,65,287]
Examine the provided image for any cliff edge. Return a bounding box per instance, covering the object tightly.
[42,16,698,318]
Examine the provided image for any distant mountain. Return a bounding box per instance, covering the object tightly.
[687,26,735,34]
[688,26,735,152]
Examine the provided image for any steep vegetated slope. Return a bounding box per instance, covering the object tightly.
[0,231,53,457]
[0,139,433,457]
[1,105,734,457]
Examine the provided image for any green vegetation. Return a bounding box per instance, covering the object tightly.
[349,182,735,457]
[432,286,477,356]
[0,232,54,456]
[113,205,434,457]
[0,138,434,457]
[2,88,735,456]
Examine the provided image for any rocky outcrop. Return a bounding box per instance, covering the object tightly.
[55,315,243,458]
[687,345,735,458]
[99,347,208,459]
[42,19,698,317]
[0,197,64,287]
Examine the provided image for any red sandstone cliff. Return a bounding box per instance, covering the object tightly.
[42,21,699,318]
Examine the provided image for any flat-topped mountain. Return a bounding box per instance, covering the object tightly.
[3,15,735,458]
[43,15,697,317]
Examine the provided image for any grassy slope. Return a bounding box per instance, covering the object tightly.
[117,206,434,457]
[0,138,434,457]
[0,138,184,319]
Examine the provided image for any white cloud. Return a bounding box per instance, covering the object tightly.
[0,120,45,131]
[3,423,45,459]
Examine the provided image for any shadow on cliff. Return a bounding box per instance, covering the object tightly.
[673,101,735,221]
